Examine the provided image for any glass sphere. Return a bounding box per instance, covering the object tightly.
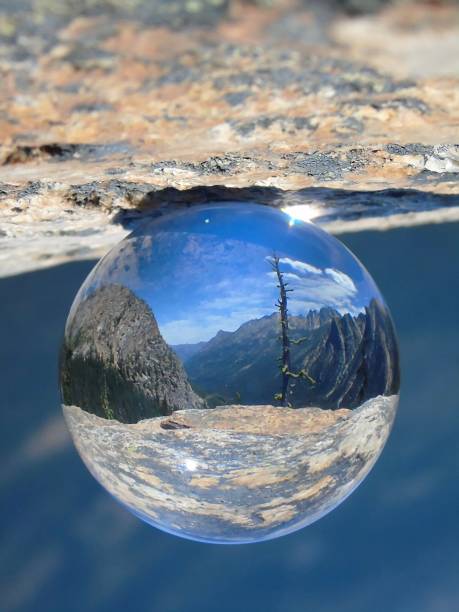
[60,202,400,543]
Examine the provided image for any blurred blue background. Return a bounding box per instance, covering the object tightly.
[1,221,458,612]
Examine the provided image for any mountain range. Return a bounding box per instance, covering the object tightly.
[173,299,400,409]
[61,282,399,423]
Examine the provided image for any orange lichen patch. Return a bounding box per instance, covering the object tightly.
[189,475,220,489]
[253,476,335,515]
[287,475,335,503]
[257,503,297,525]
[226,468,293,489]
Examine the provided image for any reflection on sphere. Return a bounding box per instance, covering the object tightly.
[60,203,400,544]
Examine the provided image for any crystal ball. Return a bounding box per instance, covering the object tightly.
[60,202,400,543]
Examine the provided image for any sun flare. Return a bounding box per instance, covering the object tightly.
[282,204,322,224]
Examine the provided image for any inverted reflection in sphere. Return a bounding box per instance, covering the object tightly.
[61,203,400,543]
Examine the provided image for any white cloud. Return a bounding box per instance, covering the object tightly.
[266,270,302,283]
[325,268,357,293]
[266,257,360,316]
[266,255,322,276]
[161,253,361,344]
[281,258,322,276]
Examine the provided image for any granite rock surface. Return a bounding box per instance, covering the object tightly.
[0,1,458,276]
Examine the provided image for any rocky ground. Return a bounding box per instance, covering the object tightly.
[0,1,458,276]
[63,394,398,542]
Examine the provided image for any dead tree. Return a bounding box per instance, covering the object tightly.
[271,254,293,406]
[270,253,316,407]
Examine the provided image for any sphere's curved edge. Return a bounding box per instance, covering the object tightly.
[60,202,400,543]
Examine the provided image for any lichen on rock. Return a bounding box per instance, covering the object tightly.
[0,0,458,276]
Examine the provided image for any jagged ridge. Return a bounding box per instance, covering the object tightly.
[182,299,399,409]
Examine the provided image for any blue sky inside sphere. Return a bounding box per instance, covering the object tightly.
[119,203,383,344]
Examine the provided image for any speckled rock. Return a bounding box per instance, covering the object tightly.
[63,394,397,542]
[0,1,458,276]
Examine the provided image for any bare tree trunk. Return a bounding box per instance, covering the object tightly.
[271,254,292,406]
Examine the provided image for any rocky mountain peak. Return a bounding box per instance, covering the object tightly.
[60,283,206,422]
